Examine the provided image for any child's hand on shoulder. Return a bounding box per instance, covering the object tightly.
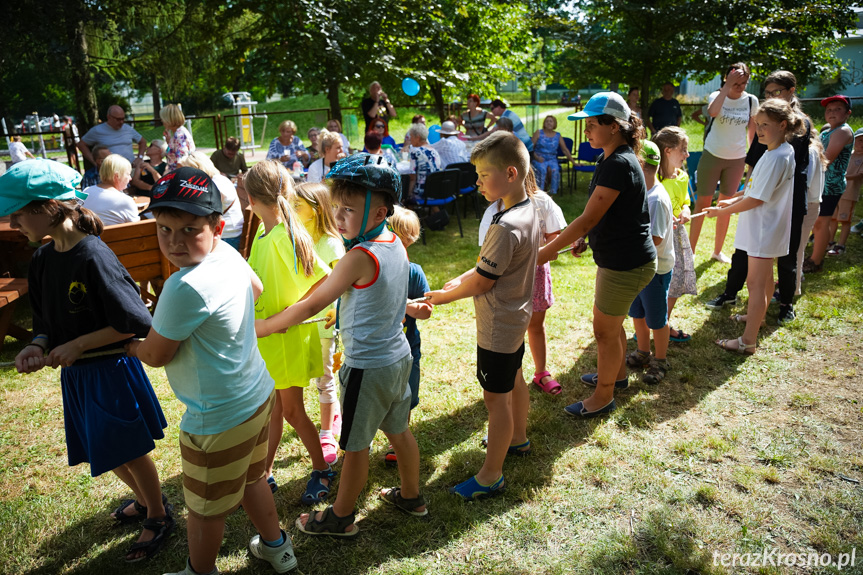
[15,345,46,374]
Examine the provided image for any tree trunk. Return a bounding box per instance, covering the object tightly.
[430,80,445,123]
[151,74,162,125]
[66,10,97,132]
[327,79,342,123]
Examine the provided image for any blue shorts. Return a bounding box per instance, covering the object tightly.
[628,271,673,330]
[62,354,167,476]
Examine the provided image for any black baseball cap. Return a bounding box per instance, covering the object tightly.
[146,167,222,216]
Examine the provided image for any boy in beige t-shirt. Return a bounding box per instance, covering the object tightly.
[828,128,863,255]
[426,132,541,500]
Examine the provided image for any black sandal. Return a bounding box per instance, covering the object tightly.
[124,510,175,563]
[295,505,358,537]
[379,487,428,517]
[112,493,169,524]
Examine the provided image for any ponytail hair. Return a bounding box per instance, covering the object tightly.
[25,200,103,236]
[652,126,689,181]
[244,160,318,277]
[809,130,829,171]
[757,99,807,141]
[596,113,645,157]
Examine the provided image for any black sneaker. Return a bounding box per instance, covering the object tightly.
[705,293,737,310]
[777,305,796,325]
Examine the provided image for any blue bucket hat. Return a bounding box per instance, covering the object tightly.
[0,160,84,216]
[569,92,631,121]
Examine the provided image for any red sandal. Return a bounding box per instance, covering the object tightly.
[532,371,562,395]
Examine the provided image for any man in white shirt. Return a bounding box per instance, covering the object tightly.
[78,105,147,165]
[431,121,468,168]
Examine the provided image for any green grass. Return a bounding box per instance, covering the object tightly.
[1,173,863,574]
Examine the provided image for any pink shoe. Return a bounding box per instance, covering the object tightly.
[332,413,342,437]
[321,436,339,465]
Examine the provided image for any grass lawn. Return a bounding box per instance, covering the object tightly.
[1,171,862,575]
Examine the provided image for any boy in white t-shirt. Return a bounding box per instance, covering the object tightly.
[627,141,675,384]
[128,167,295,575]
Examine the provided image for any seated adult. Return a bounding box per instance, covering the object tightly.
[307,127,321,162]
[307,129,346,183]
[267,120,310,169]
[77,105,146,165]
[364,119,396,150]
[81,145,111,188]
[461,94,495,137]
[431,121,468,168]
[405,115,427,148]
[81,154,140,226]
[364,132,398,165]
[210,136,248,176]
[178,152,245,250]
[406,123,442,204]
[131,139,167,196]
[326,118,351,155]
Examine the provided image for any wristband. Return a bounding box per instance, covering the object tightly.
[25,343,46,352]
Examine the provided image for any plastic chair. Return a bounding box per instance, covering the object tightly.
[447,161,480,218]
[557,137,575,194]
[572,141,602,192]
[686,151,702,206]
[418,169,462,241]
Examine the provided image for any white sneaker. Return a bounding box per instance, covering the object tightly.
[249,530,298,573]
[711,252,731,264]
[850,219,863,234]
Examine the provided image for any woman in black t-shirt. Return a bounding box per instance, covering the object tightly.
[539,91,657,419]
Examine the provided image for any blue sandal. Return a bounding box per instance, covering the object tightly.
[480,436,531,456]
[300,466,336,505]
[449,474,505,501]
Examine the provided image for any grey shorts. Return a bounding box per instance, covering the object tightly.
[338,354,412,452]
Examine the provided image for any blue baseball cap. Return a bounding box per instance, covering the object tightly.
[569,91,631,121]
[0,160,84,216]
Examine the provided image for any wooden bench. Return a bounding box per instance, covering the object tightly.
[100,219,177,308]
[238,206,261,260]
[0,278,32,353]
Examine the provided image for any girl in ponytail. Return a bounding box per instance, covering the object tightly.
[5,161,171,562]
[244,160,337,503]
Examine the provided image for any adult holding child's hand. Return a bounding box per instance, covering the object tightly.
[538,92,657,419]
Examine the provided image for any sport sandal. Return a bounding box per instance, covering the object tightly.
[715,337,756,355]
[112,492,169,524]
[449,475,505,501]
[295,505,358,537]
[531,371,562,395]
[379,487,428,516]
[124,510,175,563]
[300,466,336,505]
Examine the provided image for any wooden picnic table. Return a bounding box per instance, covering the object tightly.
[0,278,31,353]
[0,216,35,278]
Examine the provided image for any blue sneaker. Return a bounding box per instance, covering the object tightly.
[449,475,505,501]
[581,373,629,390]
[564,399,617,419]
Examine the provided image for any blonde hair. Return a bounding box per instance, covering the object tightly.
[757,99,806,142]
[471,131,530,182]
[244,161,317,276]
[653,126,689,181]
[279,119,298,132]
[159,104,185,129]
[319,129,342,155]
[388,205,421,245]
[179,151,219,177]
[99,153,132,184]
[149,139,168,153]
[810,130,828,170]
[295,182,339,241]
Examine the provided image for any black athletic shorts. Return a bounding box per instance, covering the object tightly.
[476,343,525,393]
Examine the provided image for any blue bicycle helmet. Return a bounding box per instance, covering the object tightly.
[326,153,402,249]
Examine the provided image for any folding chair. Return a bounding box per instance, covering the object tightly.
[572,141,602,192]
[446,161,480,218]
[558,137,575,195]
[417,169,462,242]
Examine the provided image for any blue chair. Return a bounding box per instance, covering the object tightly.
[418,169,462,242]
[447,161,480,218]
[572,141,602,192]
[686,151,702,206]
[557,137,575,194]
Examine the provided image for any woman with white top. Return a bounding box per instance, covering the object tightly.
[690,63,758,261]
[81,154,140,226]
[306,130,345,184]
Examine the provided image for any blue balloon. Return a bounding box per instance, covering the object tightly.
[402,77,421,97]
[427,124,441,144]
